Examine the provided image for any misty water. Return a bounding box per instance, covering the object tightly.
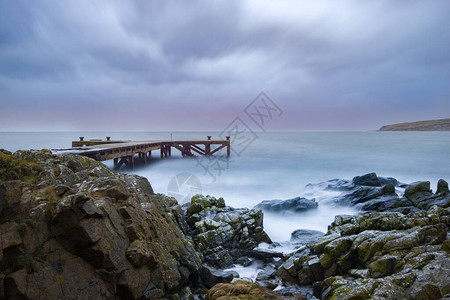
[1,131,449,244]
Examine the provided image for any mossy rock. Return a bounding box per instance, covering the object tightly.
[404,181,431,197]
[368,255,397,278]
[207,280,306,299]
[323,236,355,259]
[0,151,43,182]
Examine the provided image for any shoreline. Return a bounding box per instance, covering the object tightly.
[1,149,449,299]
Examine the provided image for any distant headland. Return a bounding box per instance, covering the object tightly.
[379,118,450,131]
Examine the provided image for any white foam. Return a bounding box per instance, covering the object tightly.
[223,260,264,282]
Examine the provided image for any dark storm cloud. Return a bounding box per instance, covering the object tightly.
[0,0,449,131]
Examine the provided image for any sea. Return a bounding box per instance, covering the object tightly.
[1,131,449,244]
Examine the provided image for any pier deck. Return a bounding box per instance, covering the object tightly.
[54,137,231,169]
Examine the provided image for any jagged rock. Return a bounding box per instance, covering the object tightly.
[299,207,450,300]
[308,173,447,213]
[0,150,202,299]
[405,181,432,197]
[254,197,318,213]
[256,264,277,281]
[126,240,156,268]
[437,179,449,195]
[352,172,381,187]
[199,265,234,289]
[272,200,450,299]
[322,178,354,191]
[368,255,397,277]
[275,248,311,282]
[186,194,271,268]
[381,183,396,194]
[379,176,403,187]
[276,285,314,299]
[255,279,279,290]
[186,194,225,215]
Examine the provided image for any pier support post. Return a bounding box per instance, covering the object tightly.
[226,136,231,157]
[139,152,147,165]
[161,145,170,158]
[115,156,134,170]
[128,155,134,169]
[181,144,193,157]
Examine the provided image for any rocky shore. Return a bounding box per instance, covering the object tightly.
[379,118,450,131]
[1,149,449,299]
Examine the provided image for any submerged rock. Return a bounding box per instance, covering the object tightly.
[254,197,318,213]
[290,229,325,246]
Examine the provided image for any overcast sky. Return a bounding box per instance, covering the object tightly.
[1,0,449,131]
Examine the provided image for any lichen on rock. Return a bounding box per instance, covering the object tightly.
[185,194,271,269]
[0,149,202,299]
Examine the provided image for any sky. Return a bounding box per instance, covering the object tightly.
[0,0,449,131]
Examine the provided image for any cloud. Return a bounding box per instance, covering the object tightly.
[0,0,449,131]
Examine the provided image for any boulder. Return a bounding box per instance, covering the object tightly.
[290,229,325,245]
[352,173,381,187]
[368,255,397,278]
[207,280,307,300]
[306,174,450,213]
[297,206,450,300]
[186,195,271,268]
[404,181,432,197]
[249,248,284,260]
[378,176,401,187]
[199,265,234,289]
[404,181,434,208]
[255,264,277,281]
[254,197,318,213]
[0,150,202,299]
[436,179,449,195]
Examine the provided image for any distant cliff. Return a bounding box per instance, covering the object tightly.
[379,118,450,131]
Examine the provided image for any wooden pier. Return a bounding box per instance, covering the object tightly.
[56,136,230,169]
